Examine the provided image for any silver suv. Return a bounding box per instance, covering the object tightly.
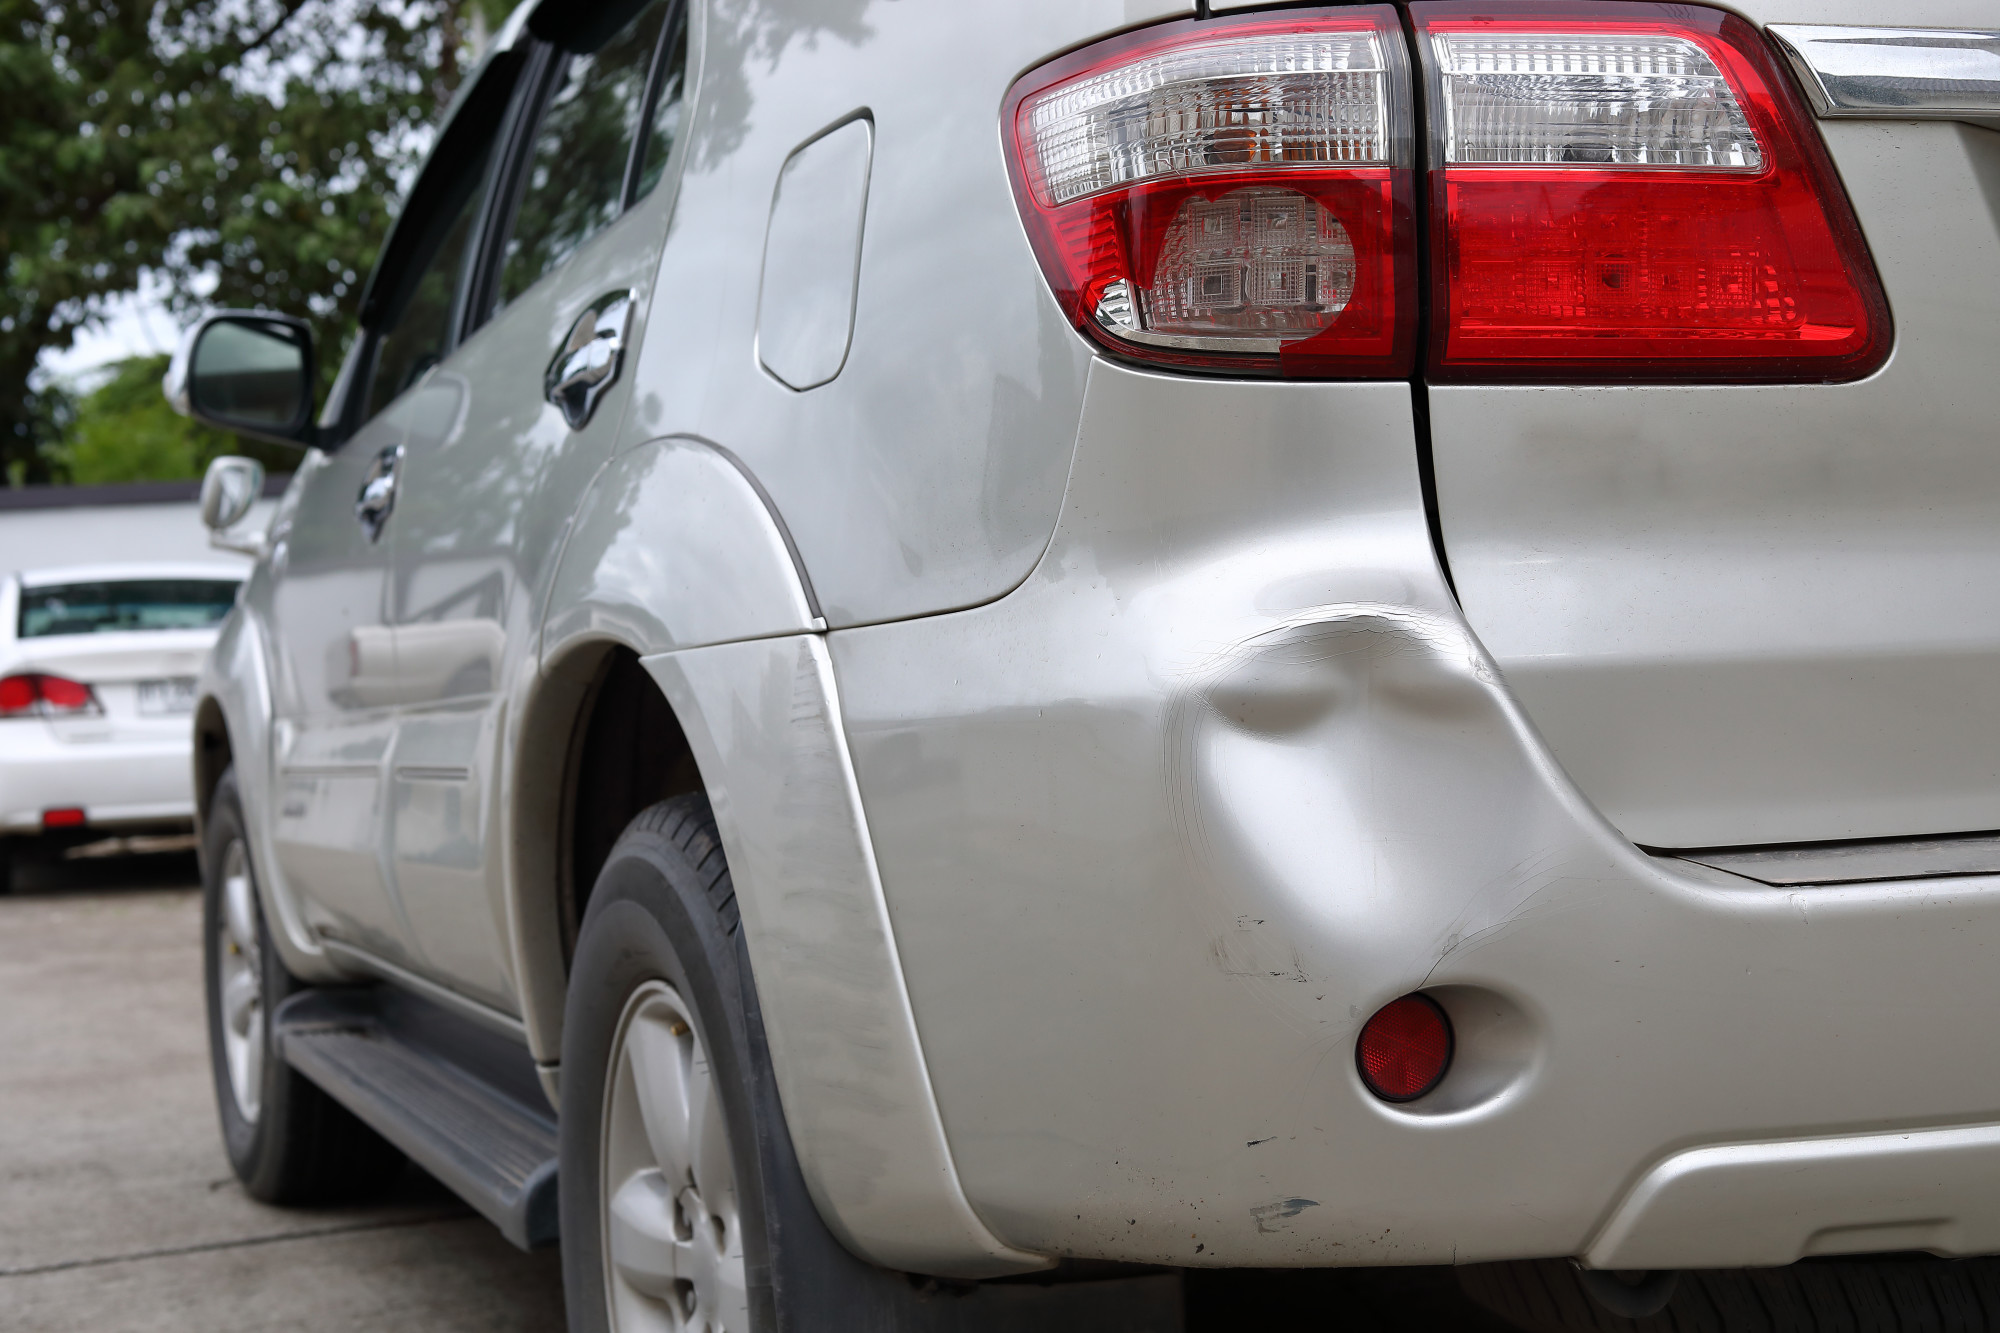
[166,0,2000,1328]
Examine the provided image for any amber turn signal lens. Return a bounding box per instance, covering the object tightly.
[1356,993,1453,1102]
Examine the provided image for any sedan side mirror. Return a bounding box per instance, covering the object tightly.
[165,312,317,448]
[200,456,268,557]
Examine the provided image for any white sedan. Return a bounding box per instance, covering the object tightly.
[0,563,242,886]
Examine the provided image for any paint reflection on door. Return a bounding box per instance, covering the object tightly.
[266,412,414,963]
[383,372,515,1004]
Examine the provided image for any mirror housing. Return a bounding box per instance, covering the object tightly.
[200,456,268,558]
[165,311,318,448]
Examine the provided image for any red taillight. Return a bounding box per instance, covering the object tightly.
[1356,993,1454,1102]
[38,675,95,711]
[1411,2,1890,383]
[0,673,102,718]
[1007,4,1888,385]
[42,807,85,829]
[0,675,36,715]
[1002,7,1418,379]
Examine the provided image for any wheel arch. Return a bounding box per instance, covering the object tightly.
[507,633,709,1078]
[512,432,822,1072]
[193,693,233,834]
[537,433,822,665]
[513,437,1037,1275]
[195,601,343,985]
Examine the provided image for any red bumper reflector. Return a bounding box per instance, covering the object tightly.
[1357,993,1454,1102]
[42,808,86,829]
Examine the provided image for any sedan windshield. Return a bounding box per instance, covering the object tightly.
[19,579,241,638]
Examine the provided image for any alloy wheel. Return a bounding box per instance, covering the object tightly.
[601,980,749,1332]
[214,837,264,1123]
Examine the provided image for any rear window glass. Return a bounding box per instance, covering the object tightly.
[19,580,241,638]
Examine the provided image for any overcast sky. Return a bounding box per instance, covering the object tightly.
[35,279,188,395]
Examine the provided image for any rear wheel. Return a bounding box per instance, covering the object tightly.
[559,796,775,1332]
[600,978,751,1331]
[202,767,403,1202]
[562,794,1036,1333]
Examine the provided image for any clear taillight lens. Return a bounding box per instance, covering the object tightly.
[1434,31,1762,170]
[0,673,102,718]
[1412,2,1890,383]
[1004,8,1417,378]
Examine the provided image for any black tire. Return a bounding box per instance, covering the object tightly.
[1460,1255,2000,1333]
[0,837,13,894]
[202,766,404,1203]
[561,795,855,1332]
[563,794,1178,1333]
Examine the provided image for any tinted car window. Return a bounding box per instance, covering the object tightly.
[495,0,672,310]
[19,580,241,638]
[631,8,689,203]
[367,141,495,423]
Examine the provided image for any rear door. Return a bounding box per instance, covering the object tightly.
[265,363,408,958]
[381,0,690,1007]
[266,51,518,963]
[1421,0,2000,850]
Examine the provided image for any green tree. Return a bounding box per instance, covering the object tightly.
[55,352,225,483]
[1,0,511,482]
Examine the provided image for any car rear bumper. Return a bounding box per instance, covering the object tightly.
[0,725,194,831]
[827,363,2000,1270]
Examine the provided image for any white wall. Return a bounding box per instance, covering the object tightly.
[0,501,273,580]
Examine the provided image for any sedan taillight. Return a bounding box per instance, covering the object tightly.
[0,673,103,718]
[1002,6,1417,379]
[1412,1,1890,383]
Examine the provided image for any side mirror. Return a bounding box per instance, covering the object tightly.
[200,456,268,557]
[165,312,317,447]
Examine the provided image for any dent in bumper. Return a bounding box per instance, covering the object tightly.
[828,361,2000,1267]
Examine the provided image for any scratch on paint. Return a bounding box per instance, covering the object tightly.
[1250,1197,1320,1234]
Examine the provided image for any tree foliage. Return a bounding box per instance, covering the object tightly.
[0,0,512,481]
[57,352,219,482]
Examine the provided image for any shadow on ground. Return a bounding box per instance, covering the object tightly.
[7,843,204,896]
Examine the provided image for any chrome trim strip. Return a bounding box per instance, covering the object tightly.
[1670,831,2000,887]
[1768,25,2000,121]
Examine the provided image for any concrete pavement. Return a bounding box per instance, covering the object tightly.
[0,854,566,1332]
[0,851,1517,1333]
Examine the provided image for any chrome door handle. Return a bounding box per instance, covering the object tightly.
[546,289,636,430]
[355,443,401,543]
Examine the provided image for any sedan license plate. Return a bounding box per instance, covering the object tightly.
[137,677,198,716]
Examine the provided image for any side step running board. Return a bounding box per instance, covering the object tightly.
[273,986,559,1249]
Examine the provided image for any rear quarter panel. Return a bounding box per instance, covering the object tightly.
[616,0,1189,627]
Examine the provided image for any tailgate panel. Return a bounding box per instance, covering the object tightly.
[1431,105,2000,847]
